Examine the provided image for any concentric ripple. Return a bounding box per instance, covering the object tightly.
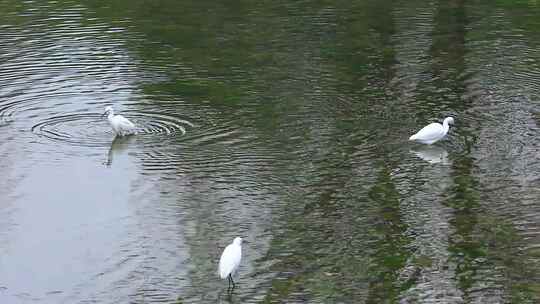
[31,111,194,147]
[130,111,194,136]
[31,113,111,147]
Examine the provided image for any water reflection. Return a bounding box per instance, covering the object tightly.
[105,135,135,167]
[410,145,450,165]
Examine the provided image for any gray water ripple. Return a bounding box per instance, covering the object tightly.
[30,111,195,147]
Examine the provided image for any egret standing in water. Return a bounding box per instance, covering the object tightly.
[219,237,243,290]
[409,117,454,145]
[102,106,137,136]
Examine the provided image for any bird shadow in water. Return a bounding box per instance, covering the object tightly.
[105,135,135,167]
[213,282,238,304]
[219,288,236,304]
[410,145,450,165]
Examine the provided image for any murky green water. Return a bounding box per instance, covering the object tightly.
[1,0,539,303]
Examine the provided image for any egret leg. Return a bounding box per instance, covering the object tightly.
[229,274,236,289]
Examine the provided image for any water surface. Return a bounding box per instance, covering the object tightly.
[0,0,539,303]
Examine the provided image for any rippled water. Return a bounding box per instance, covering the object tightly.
[1,0,539,303]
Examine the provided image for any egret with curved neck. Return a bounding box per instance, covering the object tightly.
[409,117,454,145]
[102,106,137,136]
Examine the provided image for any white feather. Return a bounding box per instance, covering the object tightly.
[219,237,242,279]
[104,106,137,136]
[409,117,454,145]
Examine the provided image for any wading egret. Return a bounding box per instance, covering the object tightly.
[409,117,454,145]
[102,106,137,136]
[219,237,243,290]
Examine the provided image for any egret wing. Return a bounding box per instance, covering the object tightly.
[219,244,242,278]
[115,115,137,135]
[116,115,135,128]
[412,123,444,142]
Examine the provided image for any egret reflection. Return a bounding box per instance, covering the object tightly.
[105,135,135,166]
[410,145,450,165]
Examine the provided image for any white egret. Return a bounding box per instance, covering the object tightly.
[219,237,243,290]
[409,117,454,145]
[102,106,137,136]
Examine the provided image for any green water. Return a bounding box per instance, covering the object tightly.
[0,0,539,303]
